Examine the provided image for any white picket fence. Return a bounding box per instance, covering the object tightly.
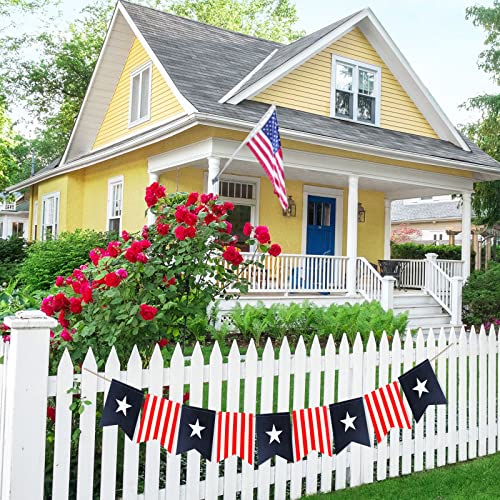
[1,311,499,500]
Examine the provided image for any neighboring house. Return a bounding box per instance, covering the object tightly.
[8,1,500,328]
[391,196,472,244]
[0,193,29,239]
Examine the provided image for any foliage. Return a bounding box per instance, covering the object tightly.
[0,280,43,322]
[390,242,470,261]
[462,261,500,327]
[33,185,280,368]
[0,235,27,283]
[230,301,408,346]
[390,224,422,243]
[18,230,111,292]
[462,1,500,228]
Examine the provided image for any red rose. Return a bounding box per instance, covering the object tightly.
[174,225,187,240]
[55,275,64,287]
[106,241,121,258]
[145,182,166,207]
[130,241,143,253]
[183,391,190,403]
[185,226,197,238]
[163,276,176,286]
[140,239,151,250]
[256,231,271,244]
[104,272,121,288]
[142,225,149,239]
[71,281,81,294]
[224,221,232,234]
[47,406,56,423]
[121,230,130,241]
[200,193,211,204]
[204,213,217,225]
[268,243,282,257]
[81,284,93,304]
[58,310,69,328]
[41,297,54,317]
[184,211,198,226]
[157,222,170,235]
[139,304,158,321]
[175,206,188,223]
[243,222,253,237]
[125,248,138,263]
[117,268,128,279]
[69,297,83,314]
[158,338,169,348]
[222,246,243,266]
[2,335,10,343]
[136,252,148,264]
[254,225,269,235]
[223,201,234,211]
[186,192,199,206]
[0,324,9,332]
[89,249,102,266]
[60,328,73,342]
[52,293,69,313]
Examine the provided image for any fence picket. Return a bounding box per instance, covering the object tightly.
[436,328,447,467]
[186,343,204,500]
[335,335,350,490]
[122,347,142,500]
[468,328,478,460]
[362,333,377,484]
[223,342,241,500]
[478,326,487,457]
[290,336,306,499]
[100,348,121,500]
[375,333,388,481]
[414,330,425,472]
[320,335,335,492]
[52,349,74,500]
[389,331,402,478]
[165,345,185,500]
[448,328,458,464]
[349,334,364,487]
[205,342,223,500]
[305,336,322,495]
[458,327,468,462]
[257,339,275,500]
[275,337,291,500]
[401,332,413,475]
[487,329,497,454]
[241,341,258,500]
[76,348,98,500]
[425,329,436,470]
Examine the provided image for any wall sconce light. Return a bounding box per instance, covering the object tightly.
[282,195,297,217]
[357,202,366,223]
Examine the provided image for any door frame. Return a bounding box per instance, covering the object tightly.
[301,185,344,256]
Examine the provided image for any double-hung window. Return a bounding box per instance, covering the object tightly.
[41,192,60,240]
[107,176,123,233]
[33,200,38,240]
[332,56,380,125]
[129,62,152,127]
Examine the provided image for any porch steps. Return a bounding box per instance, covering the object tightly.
[393,292,452,331]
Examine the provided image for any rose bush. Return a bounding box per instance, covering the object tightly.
[21,185,281,367]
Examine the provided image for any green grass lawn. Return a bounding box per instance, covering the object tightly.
[305,453,500,499]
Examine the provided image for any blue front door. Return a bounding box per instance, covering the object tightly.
[306,195,336,255]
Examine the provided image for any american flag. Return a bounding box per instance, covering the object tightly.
[292,406,333,461]
[137,394,181,452]
[246,108,288,210]
[364,381,412,443]
[215,411,254,464]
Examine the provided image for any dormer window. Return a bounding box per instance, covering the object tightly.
[332,56,381,126]
[129,62,152,127]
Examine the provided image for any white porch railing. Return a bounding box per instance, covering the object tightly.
[0,202,15,211]
[395,259,464,289]
[238,253,348,294]
[355,257,396,310]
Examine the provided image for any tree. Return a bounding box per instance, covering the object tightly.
[463,1,500,228]
[390,224,422,244]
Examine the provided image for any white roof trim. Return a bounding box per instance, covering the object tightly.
[226,8,469,151]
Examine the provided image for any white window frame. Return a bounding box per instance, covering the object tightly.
[107,176,124,233]
[331,55,381,127]
[128,61,152,128]
[41,192,60,241]
[32,200,38,241]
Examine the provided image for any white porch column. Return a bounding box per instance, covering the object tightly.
[384,198,391,259]
[207,156,221,196]
[147,172,159,226]
[346,174,359,295]
[461,191,472,279]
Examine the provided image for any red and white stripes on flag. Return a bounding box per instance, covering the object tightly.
[292,406,333,461]
[137,394,181,452]
[364,381,412,443]
[246,109,288,211]
[215,411,254,464]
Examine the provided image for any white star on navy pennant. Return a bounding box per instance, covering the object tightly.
[176,405,216,460]
[266,424,282,444]
[189,419,205,439]
[256,412,294,465]
[340,411,357,431]
[413,378,429,399]
[115,396,132,416]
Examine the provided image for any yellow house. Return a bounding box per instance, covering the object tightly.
[10,1,500,328]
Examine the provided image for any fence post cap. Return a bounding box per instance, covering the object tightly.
[381,275,396,282]
[4,310,58,329]
[425,253,439,260]
[450,276,464,282]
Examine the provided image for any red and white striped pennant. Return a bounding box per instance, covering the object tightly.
[291,406,333,461]
[364,380,412,443]
[136,394,181,452]
[215,411,254,464]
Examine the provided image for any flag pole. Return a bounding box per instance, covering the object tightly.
[83,367,112,383]
[430,342,455,362]
[212,104,276,186]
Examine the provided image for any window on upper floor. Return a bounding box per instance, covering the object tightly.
[129,62,152,127]
[107,176,123,234]
[332,56,381,126]
[41,192,60,241]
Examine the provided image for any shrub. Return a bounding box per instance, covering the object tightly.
[18,230,110,291]
[462,262,500,327]
[390,241,465,260]
[0,236,28,283]
[229,300,408,346]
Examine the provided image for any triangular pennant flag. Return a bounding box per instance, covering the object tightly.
[399,359,447,422]
[176,405,216,460]
[329,397,371,453]
[99,379,144,440]
[364,381,412,443]
[215,411,254,464]
[291,406,332,461]
[256,412,294,465]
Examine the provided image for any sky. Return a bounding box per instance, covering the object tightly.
[8,0,498,134]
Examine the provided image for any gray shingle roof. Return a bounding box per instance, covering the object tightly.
[391,199,463,223]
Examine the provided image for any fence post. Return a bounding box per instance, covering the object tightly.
[1,310,57,500]
[450,276,463,326]
[381,275,396,311]
[424,253,438,292]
